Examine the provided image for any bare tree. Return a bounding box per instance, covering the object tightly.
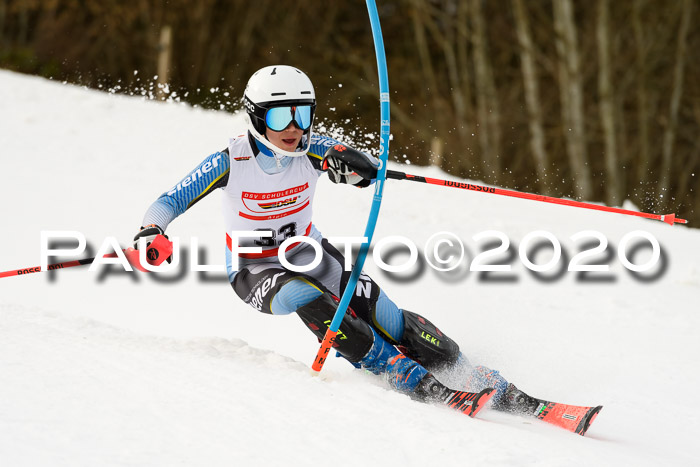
[3,1,699,224]
[596,0,621,205]
[410,0,448,168]
[156,25,172,100]
[437,6,470,168]
[17,0,28,46]
[512,0,551,194]
[632,0,651,185]
[0,0,6,49]
[658,0,692,204]
[553,0,593,199]
[470,0,502,177]
[221,1,271,87]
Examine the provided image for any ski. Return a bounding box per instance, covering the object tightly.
[532,400,603,436]
[445,387,496,418]
[498,384,602,436]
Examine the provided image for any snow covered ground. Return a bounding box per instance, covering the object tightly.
[1,70,699,466]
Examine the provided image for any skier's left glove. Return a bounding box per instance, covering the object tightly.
[322,144,379,188]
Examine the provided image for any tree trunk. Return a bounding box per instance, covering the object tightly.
[677,145,699,199]
[410,0,439,100]
[229,0,270,87]
[596,0,621,205]
[470,0,501,178]
[512,0,551,194]
[438,8,469,168]
[18,0,28,46]
[632,0,651,185]
[410,0,448,169]
[455,0,475,175]
[456,0,473,122]
[430,136,444,167]
[658,0,692,204]
[187,2,213,87]
[615,90,630,197]
[156,25,172,100]
[553,0,593,200]
[0,0,6,49]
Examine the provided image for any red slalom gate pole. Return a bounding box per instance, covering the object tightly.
[386,170,688,226]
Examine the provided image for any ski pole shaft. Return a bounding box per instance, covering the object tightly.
[311,0,390,373]
[1,235,173,279]
[386,170,688,226]
[0,255,111,279]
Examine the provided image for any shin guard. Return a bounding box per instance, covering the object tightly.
[296,293,374,363]
[398,310,460,371]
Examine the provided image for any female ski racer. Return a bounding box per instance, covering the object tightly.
[134,65,534,415]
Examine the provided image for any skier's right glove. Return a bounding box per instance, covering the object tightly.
[133,224,172,264]
[322,144,379,188]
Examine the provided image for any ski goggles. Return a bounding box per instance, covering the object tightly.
[265,105,314,132]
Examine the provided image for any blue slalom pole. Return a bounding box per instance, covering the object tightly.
[312,0,390,372]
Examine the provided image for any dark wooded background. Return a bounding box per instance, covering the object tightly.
[2,0,698,222]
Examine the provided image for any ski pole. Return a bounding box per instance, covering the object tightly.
[0,235,173,279]
[0,256,102,278]
[385,170,688,226]
[311,0,391,372]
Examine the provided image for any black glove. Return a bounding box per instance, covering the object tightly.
[324,156,366,186]
[133,224,172,263]
[322,144,379,187]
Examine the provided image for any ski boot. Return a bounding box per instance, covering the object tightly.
[414,374,495,418]
[493,383,543,414]
[361,330,494,417]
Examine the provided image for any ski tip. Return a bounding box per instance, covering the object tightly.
[575,405,603,436]
[468,387,496,418]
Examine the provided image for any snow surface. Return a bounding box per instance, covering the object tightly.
[1,70,699,466]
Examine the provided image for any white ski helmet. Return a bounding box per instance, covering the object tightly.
[243,65,316,157]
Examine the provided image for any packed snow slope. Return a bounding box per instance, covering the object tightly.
[1,70,699,467]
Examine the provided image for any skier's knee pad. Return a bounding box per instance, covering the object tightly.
[398,310,460,370]
[296,293,374,362]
